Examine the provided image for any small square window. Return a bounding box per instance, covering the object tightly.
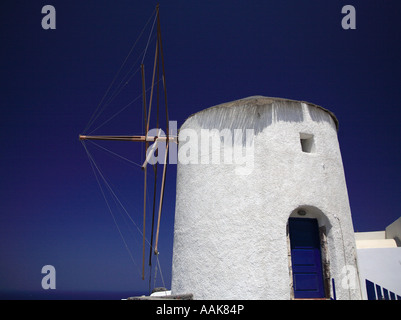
[300,133,315,153]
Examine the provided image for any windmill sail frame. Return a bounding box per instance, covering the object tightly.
[79,4,172,282]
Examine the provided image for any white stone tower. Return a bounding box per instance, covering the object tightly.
[171,96,361,300]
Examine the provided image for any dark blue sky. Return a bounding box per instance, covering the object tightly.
[1,1,400,298]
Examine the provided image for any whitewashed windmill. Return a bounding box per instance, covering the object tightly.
[79,6,361,300]
[171,96,362,300]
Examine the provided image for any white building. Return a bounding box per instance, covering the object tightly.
[355,216,401,300]
[171,96,361,299]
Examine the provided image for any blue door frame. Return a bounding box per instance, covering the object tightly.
[289,218,325,298]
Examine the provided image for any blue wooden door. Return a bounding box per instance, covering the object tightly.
[289,218,325,298]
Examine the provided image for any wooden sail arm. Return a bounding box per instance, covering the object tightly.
[79,134,177,143]
[153,142,169,255]
[79,135,146,142]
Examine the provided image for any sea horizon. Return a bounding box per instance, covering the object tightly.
[0,290,147,300]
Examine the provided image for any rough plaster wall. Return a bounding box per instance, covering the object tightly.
[171,97,361,299]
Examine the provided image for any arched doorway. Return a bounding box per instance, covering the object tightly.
[288,217,325,298]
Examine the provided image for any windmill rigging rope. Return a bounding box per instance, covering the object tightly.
[82,141,149,243]
[156,254,165,289]
[101,30,156,114]
[86,32,156,133]
[87,77,163,135]
[86,139,142,168]
[82,141,142,277]
[142,12,158,65]
[82,8,157,134]
[81,141,166,284]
